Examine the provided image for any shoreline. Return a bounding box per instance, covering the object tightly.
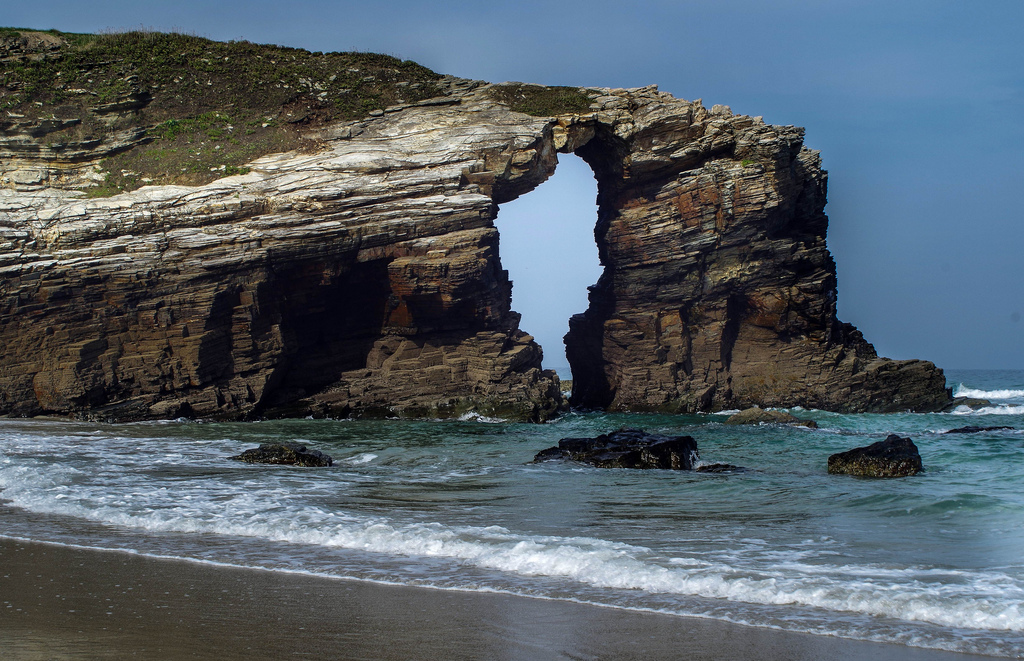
[0,537,997,660]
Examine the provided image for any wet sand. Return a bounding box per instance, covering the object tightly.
[0,538,995,660]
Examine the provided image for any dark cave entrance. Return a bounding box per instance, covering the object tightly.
[494,153,602,379]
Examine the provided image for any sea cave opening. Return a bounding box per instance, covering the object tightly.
[493,153,602,380]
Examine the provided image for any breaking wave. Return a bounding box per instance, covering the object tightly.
[0,455,1021,641]
[953,385,1024,400]
[950,405,1024,416]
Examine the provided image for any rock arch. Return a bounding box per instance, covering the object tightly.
[551,89,948,413]
[0,82,949,421]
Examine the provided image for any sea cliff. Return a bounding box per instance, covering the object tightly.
[0,29,950,420]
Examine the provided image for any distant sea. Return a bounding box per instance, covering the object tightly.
[1,369,1022,657]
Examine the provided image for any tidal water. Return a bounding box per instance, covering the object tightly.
[1,369,1022,657]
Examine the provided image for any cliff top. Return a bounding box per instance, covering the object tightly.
[0,28,615,201]
[0,28,449,194]
[0,28,601,199]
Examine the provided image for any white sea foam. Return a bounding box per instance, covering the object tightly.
[1,457,1022,636]
[953,385,1024,400]
[456,412,508,423]
[5,418,1024,657]
[950,405,1024,416]
[344,453,378,465]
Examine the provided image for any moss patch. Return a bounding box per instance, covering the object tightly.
[1,28,444,193]
[488,83,593,117]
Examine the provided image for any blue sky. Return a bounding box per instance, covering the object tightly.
[9,1,1023,370]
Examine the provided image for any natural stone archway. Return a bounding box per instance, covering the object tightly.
[548,89,948,413]
[552,89,948,413]
[0,77,950,422]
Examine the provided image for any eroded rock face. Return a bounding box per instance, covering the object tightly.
[0,86,566,421]
[563,95,950,413]
[0,76,951,421]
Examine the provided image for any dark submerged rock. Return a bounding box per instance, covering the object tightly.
[944,425,1014,434]
[534,428,698,470]
[231,443,333,467]
[532,446,564,461]
[695,463,747,474]
[827,435,922,478]
[724,406,818,428]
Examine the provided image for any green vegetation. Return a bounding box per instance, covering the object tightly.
[0,27,95,44]
[95,111,286,193]
[0,28,444,193]
[0,27,96,47]
[488,83,593,117]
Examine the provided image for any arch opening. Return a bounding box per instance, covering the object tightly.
[494,153,601,380]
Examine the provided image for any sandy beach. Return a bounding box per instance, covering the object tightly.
[0,537,996,661]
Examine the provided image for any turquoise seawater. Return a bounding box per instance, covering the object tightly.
[1,369,1022,656]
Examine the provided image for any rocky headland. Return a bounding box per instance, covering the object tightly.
[0,29,951,421]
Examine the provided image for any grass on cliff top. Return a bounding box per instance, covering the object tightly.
[0,28,444,194]
[488,83,593,117]
[0,27,96,47]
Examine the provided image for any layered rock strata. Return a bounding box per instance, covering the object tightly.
[0,58,951,420]
[1,86,566,421]
[562,95,950,413]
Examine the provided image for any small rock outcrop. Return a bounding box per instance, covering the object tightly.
[230,443,333,467]
[534,428,698,469]
[723,406,817,428]
[827,435,922,477]
[944,425,1014,434]
[942,398,992,412]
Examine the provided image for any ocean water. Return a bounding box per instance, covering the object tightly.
[1,368,1023,657]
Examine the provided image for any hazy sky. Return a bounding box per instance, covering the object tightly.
[8,1,1023,371]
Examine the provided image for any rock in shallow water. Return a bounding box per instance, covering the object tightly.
[694,463,747,474]
[827,435,921,478]
[723,407,817,428]
[941,398,991,412]
[230,443,333,467]
[534,428,698,470]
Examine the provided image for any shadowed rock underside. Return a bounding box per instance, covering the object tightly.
[0,32,950,420]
